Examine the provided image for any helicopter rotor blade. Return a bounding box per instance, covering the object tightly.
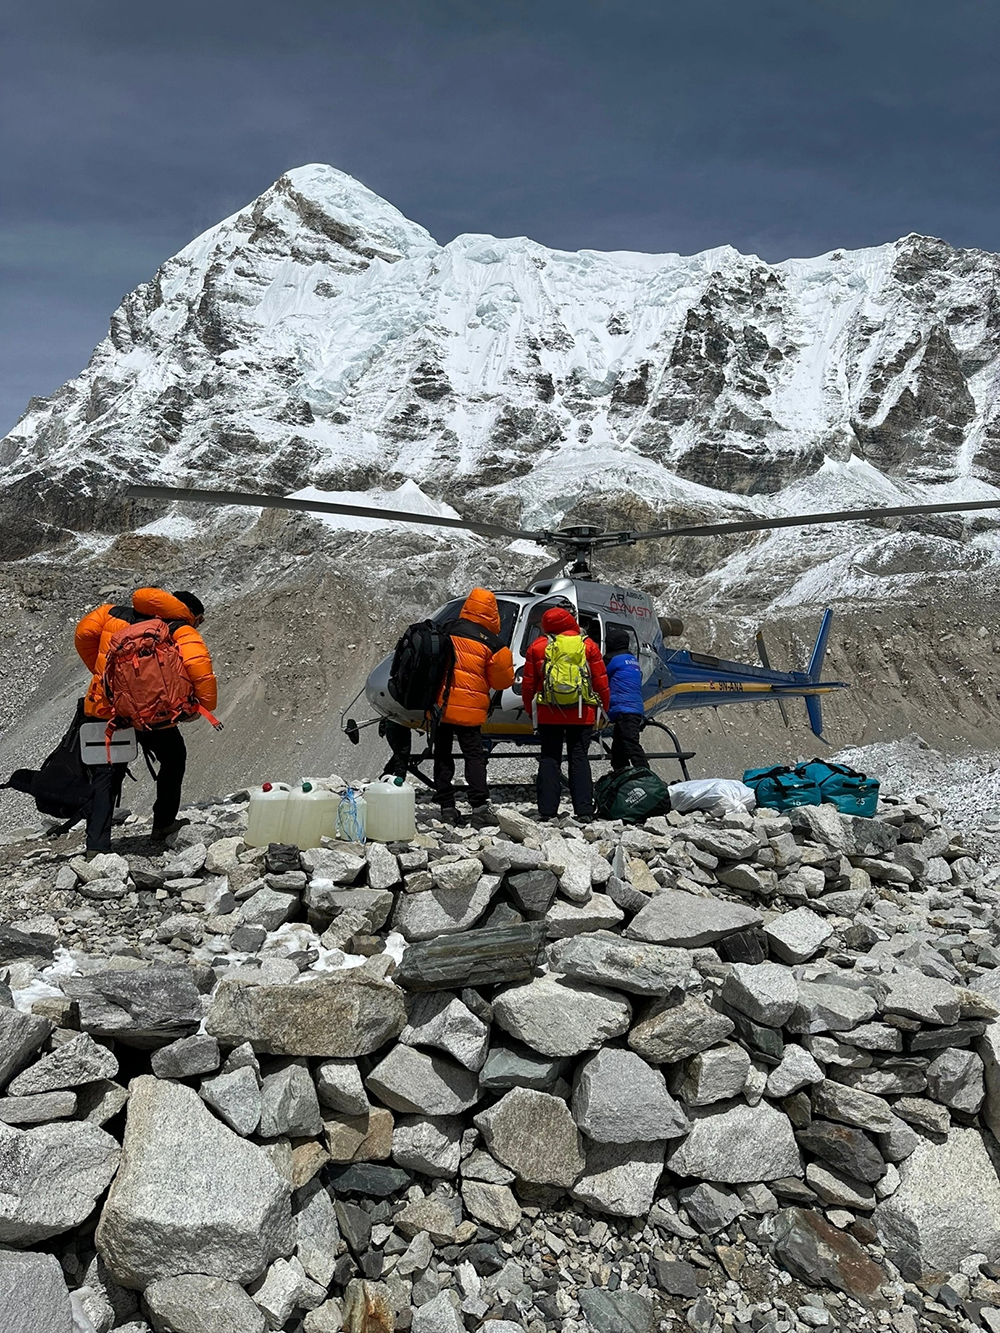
[125,484,548,544]
[628,497,1000,542]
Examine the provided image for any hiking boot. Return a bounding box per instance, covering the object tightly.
[469,805,498,829]
[151,818,190,842]
[84,849,103,862]
[439,807,466,827]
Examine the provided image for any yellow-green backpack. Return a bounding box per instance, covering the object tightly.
[540,634,598,710]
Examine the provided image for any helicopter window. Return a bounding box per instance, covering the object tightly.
[431,597,519,648]
[603,621,639,654]
[578,613,602,646]
[518,598,575,656]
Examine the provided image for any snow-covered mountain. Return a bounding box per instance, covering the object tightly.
[5,162,1000,581]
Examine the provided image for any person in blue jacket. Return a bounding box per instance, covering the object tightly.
[604,626,649,770]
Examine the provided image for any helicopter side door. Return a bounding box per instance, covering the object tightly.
[494,591,580,721]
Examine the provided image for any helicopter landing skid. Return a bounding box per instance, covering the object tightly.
[405,718,694,791]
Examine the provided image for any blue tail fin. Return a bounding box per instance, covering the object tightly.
[805,610,834,740]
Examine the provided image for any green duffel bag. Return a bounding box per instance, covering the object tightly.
[595,767,673,824]
[743,765,821,811]
[796,760,880,817]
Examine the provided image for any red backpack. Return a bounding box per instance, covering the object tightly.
[102,618,219,747]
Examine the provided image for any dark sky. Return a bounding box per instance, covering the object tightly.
[3,0,1000,435]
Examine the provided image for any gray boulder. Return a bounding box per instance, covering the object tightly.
[0,1091,77,1124]
[881,970,961,1025]
[764,908,833,964]
[766,1045,824,1099]
[571,1138,666,1218]
[492,974,631,1058]
[259,1061,323,1138]
[578,1288,658,1333]
[811,1079,896,1132]
[392,875,499,941]
[875,1127,1000,1279]
[199,1066,261,1136]
[721,962,798,1027]
[315,1058,369,1115]
[548,931,693,996]
[481,1042,567,1092]
[96,1076,292,1288]
[475,1088,584,1186]
[392,1115,463,1177]
[0,1249,72,1333]
[674,1043,751,1106]
[666,1100,802,1183]
[400,991,489,1071]
[293,1178,341,1288]
[0,1007,51,1089]
[785,981,878,1034]
[366,1045,480,1115]
[143,1273,266,1333]
[8,1031,117,1095]
[460,1180,522,1232]
[927,1048,985,1113]
[545,895,624,938]
[626,891,761,947]
[0,1117,120,1244]
[628,995,735,1064]
[150,1034,221,1080]
[572,1048,689,1142]
[205,972,406,1056]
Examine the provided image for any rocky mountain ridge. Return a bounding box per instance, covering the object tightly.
[4,164,1000,584]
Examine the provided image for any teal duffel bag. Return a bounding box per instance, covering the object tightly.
[743,765,821,811]
[595,767,673,824]
[796,760,880,817]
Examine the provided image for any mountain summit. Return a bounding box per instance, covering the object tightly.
[3,165,1000,562]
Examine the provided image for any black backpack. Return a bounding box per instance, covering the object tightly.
[388,620,456,713]
[1,700,95,823]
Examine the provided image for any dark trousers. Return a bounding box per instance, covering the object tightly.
[611,713,649,771]
[434,724,489,809]
[380,719,412,780]
[537,724,594,819]
[86,728,187,851]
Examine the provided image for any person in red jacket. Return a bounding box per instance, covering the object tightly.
[521,604,610,822]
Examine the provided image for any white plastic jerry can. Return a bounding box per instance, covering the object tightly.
[334,790,367,842]
[364,777,416,843]
[283,781,340,850]
[245,782,290,847]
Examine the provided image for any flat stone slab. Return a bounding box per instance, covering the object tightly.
[206,972,406,1056]
[626,891,761,948]
[548,931,693,996]
[396,922,545,992]
[62,967,203,1049]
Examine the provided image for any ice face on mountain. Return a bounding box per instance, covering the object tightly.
[3,162,1000,567]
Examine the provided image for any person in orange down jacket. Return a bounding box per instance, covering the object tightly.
[75,588,217,853]
[521,604,610,823]
[433,588,515,826]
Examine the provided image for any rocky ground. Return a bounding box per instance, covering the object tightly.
[4,781,1000,1333]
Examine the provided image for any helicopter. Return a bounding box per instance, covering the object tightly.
[128,483,1000,778]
